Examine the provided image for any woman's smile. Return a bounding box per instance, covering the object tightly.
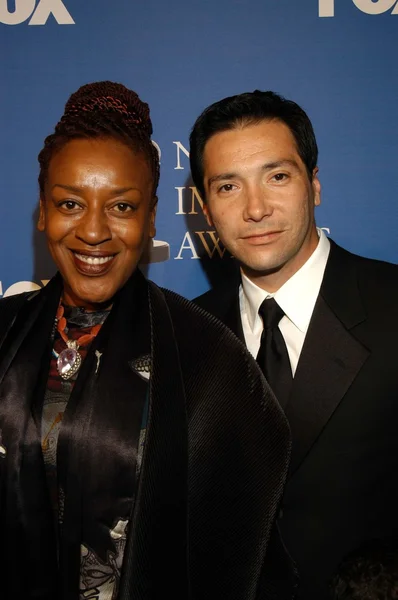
[71,250,117,275]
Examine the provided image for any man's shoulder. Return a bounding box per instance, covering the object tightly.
[353,251,398,280]
[194,286,227,312]
[326,242,398,323]
[331,242,398,291]
[160,284,239,341]
[194,276,240,317]
[153,282,251,368]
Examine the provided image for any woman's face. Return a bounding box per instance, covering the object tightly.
[38,137,157,309]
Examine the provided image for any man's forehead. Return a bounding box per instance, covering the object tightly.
[203,120,301,170]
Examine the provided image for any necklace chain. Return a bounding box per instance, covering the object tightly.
[55,304,102,380]
[56,304,102,349]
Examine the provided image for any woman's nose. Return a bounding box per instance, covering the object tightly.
[75,208,112,245]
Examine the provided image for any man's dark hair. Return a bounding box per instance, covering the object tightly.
[38,80,160,196]
[189,90,318,200]
[330,538,398,600]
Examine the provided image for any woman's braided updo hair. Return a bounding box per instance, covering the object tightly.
[38,81,160,195]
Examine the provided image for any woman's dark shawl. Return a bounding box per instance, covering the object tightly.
[0,273,291,600]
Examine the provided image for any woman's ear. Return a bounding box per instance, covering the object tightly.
[149,196,158,238]
[37,198,46,232]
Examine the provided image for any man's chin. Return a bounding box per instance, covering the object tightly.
[240,261,285,279]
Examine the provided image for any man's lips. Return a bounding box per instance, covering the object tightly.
[241,230,283,243]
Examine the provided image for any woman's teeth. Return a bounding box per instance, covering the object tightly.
[75,253,114,265]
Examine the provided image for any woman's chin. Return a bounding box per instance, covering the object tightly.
[61,284,115,311]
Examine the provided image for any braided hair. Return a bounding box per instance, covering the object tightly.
[38,81,160,195]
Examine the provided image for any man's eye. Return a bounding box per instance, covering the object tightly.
[272,173,288,182]
[219,184,236,192]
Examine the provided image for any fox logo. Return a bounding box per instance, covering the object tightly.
[319,0,398,17]
[0,0,74,25]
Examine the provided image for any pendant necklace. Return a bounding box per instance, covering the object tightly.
[55,304,102,380]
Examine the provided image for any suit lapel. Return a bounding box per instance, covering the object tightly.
[223,284,245,342]
[285,242,370,475]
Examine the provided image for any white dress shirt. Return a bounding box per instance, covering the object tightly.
[239,228,331,376]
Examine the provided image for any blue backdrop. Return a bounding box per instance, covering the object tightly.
[1,0,397,299]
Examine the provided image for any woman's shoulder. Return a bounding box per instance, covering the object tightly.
[0,291,33,312]
[0,290,40,325]
[0,292,34,344]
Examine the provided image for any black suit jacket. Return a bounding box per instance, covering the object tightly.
[195,241,398,599]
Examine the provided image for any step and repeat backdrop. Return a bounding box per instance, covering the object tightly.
[1,0,397,299]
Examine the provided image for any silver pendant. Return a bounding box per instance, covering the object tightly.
[57,340,82,380]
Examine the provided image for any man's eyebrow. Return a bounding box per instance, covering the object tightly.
[261,159,300,171]
[51,184,135,194]
[206,159,301,188]
[207,173,237,187]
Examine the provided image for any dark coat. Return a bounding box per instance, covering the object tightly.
[0,275,291,600]
[195,241,398,599]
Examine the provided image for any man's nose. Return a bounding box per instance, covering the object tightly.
[243,185,273,222]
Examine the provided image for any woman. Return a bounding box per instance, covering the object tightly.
[0,81,291,599]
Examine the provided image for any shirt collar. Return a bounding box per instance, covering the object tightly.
[241,228,331,334]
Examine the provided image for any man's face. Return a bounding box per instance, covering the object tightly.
[202,119,321,291]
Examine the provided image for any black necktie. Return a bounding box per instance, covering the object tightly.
[256,298,293,408]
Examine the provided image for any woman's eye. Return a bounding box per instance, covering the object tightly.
[113,203,133,213]
[60,200,80,210]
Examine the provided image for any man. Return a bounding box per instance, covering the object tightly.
[190,90,398,600]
